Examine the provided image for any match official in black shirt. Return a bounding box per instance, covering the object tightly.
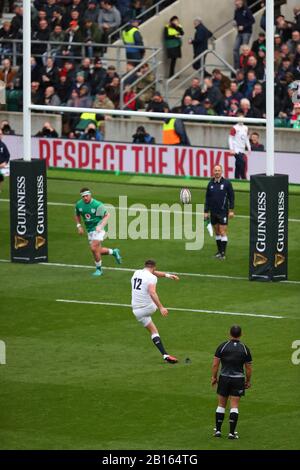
[0,129,10,191]
[204,165,234,259]
[211,325,252,439]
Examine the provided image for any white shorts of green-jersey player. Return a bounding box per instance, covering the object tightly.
[75,188,122,276]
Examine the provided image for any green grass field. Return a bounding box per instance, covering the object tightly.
[0,172,300,450]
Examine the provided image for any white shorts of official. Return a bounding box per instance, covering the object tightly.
[88,230,106,244]
[132,303,157,327]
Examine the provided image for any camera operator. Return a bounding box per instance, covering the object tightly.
[82,123,103,142]
[0,120,15,135]
[132,126,155,144]
[35,122,59,138]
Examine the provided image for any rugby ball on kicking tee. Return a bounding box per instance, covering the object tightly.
[180,188,192,204]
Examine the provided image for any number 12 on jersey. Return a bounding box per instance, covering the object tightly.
[133,278,142,290]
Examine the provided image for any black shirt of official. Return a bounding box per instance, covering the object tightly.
[215,339,252,378]
[204,177,234,214]
[0,140,10,164]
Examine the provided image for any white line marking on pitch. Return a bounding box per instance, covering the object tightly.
[1,259,300,285]
[56,299,285,319]
[1,198,300,222]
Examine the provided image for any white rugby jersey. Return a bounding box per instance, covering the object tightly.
[228,123,251,154]
[131,269,157,309]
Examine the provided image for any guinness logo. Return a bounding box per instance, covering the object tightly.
[14,235,29,249]
[35,236,46,250]
[253,252,268,267]
[275,253,285,267]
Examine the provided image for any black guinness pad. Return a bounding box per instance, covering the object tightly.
[249,174,288,282]
[10,159,48,263]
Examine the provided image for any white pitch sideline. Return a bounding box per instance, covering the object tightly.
[1,259,300,285]
[56,299,285,319]
[1,198,300,223]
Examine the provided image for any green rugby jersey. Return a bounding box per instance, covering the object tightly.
[75,198,108,233]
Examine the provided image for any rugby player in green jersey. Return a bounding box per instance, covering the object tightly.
[74,188,122,276]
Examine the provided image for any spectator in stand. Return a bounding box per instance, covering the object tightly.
[233,0,255,70]
[203,97,217,116]
[61,59,77,83]
[129,0,145,20]
[43,85,61,106]
[98,0,121,44]
[36,121,59,138]
[244,70,257,99]
[93,88,115,110]
[212,69,231,96]
[230,80,243,103]
[61,21,84,59]
[240,97,254,118]
[31,81,44,104]
[275,15,293,43]
[103,65,119,87]
[50,7,65,30]
[294,7,300,30]
[0,0,14,17]
[146,91,169,113]
[164,16,184,78]
[183,77,202,103]
[31,19,50,60]
[74,71,87,92]
[277,57,294,82]
[5,78,23,111]
[189,17,212,71]
[83,18,103,57]
[78,84,93,107]
[250,131,265,151]
[105,76,120,108]
[290,102,300,128]
[124,84,138,110]
[288,30,300,56]
[49,25,66,54]
[56,74,73,103]
[44,0,57,21]
[245,55,265,81]
[90,58,107,94]
[65,0,86,23]
[274,34,283,52]
[40,56,60,89]
[0,21,14,58]
[250,82,266,118]
[122,18,145,64]
[132,125,155,144]
[251,32,266,56]
[10,4,23,38]
[226,99,240,117]
[79,57,93,84]
[239,44,255,71]
[0,58,16,88]
[84,0,100,23]
[135,62,155,107]
[202,77,224,114]
[123,62,139,86]
[181,95,206,115]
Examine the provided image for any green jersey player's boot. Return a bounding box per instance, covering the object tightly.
[92,267,103,276]
[112,248,122,264]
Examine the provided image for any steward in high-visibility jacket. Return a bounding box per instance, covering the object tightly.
[164,16,184,77]
[162,117,190,146]
[122,19,145,64]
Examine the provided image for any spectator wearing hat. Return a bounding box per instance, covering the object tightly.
[189,17,212,71]
[90,58,107,95]
[164,16,184,78]
[132,125,155,144]
[93,88,115,111]
[203,98,217,116]
[98,0,121,44]
[122,18,145,64]
[61,21,84,58]
[84,0,100,23]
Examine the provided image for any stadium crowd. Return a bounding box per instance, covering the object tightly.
[0,0,299,138]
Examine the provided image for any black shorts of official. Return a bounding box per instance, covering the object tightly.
[217,375,245,397]
[0,174,4,183]
[211,212,228,226]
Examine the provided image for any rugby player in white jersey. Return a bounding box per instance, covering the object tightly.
[131,259,179,364]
